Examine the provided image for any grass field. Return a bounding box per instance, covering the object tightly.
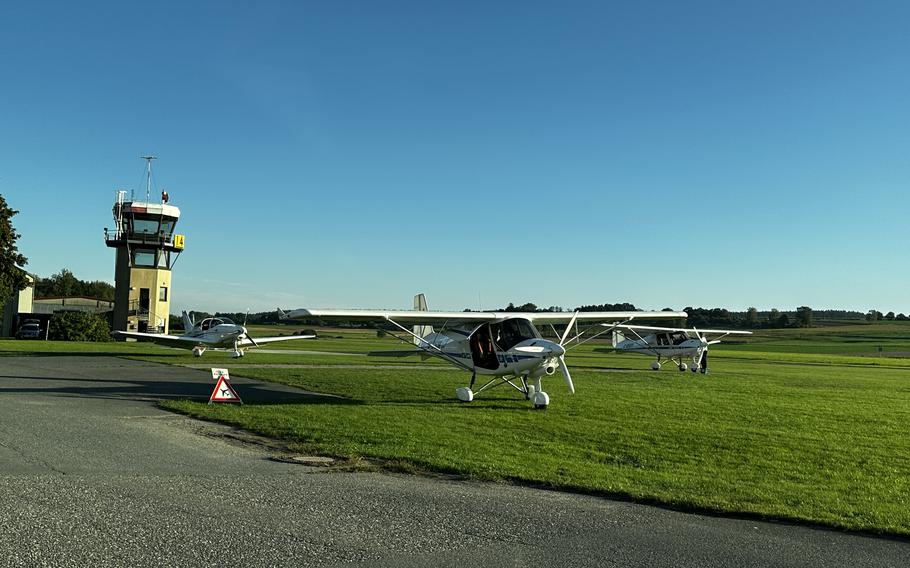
[2,322,909,536]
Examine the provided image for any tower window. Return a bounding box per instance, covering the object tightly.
[133,249,156,267]
[159,287,168,301]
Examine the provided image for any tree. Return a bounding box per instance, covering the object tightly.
[885,311,895,321]
[866,310,883,322]
[34,268,114,300]
[48,311,111,342]
[745,307,758,328]
[768,308,780,326]
[503,302,539,312]
[0,194,28,309]
[795,306,813,328]
[47,268,79,297]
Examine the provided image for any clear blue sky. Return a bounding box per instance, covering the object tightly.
[2,1,907,314]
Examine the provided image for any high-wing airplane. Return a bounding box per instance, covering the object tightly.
[604,324,751,373]
[280,296,686,408]
[112,311,315,358]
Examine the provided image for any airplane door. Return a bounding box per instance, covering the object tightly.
[469,323,499,370]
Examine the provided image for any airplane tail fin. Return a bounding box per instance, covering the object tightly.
[277,308,288,320]
[182,311,195,332]
[612,329,625,348]
[412,293,433,345]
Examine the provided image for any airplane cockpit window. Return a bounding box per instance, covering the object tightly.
[200,318,231,330]
[491,318,537,351]
[671,332,687,345]
[656,333,670,346]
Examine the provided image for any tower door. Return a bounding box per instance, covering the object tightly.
[137,288,151,332]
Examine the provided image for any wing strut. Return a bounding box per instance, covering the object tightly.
[380,316,474,372]
[561,317,638,350]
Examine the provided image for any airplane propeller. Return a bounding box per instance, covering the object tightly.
[691,327,720,373]
[557,355,574,394]
[240,310,260,347]
[243,330,259,347]
[555,311,579,393]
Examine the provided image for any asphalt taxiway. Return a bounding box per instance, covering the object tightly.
[0,355,905,567]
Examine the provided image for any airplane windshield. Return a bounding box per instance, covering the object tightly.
[490,318,538,351]
[199,317,233,331]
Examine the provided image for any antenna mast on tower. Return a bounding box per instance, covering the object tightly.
[141,155,156,203]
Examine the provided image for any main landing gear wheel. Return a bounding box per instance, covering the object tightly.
[651,361,662,371]
[678,363,687,372]
[532,391,550,409]
[456,387,474,402]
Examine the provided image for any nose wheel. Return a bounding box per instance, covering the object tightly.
[531,390,550,409]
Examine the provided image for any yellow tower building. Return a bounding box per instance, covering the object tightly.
[105,158,185,334]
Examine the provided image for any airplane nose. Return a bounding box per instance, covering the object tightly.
[549,343,566,357]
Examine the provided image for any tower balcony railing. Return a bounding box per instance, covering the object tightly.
[126,299,167,334]
[104,228,177,248]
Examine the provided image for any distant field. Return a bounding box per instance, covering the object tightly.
[2,323,909,535]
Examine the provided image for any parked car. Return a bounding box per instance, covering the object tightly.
[16,322,42,339]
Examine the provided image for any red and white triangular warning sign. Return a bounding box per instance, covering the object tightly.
[209,368,242,404]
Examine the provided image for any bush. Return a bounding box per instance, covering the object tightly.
[48,311,112,342]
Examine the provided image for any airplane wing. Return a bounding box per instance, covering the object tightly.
[281,309,686,326]
[111,331,205,349]
[281,309,497,326]
[606,324,752,335]
[238,334,315,347]
[521,311,687,324]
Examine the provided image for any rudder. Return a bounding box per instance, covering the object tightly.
[412,293,433,345]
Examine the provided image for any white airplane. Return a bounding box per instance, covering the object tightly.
[112,311,315,358]
[606,324,751,373]
[280,296,686,408]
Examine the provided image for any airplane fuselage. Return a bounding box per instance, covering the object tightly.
[184,323,245,348]
[439,337,565,377]
[419,323,565,378]
[615,337,704,358]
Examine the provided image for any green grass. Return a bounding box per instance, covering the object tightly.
[2,324,909,535]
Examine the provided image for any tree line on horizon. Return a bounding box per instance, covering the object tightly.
[493,302,907,329]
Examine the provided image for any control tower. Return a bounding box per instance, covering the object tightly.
[104,157,185,334]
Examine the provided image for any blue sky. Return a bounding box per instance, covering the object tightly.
[2,1,908,314]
